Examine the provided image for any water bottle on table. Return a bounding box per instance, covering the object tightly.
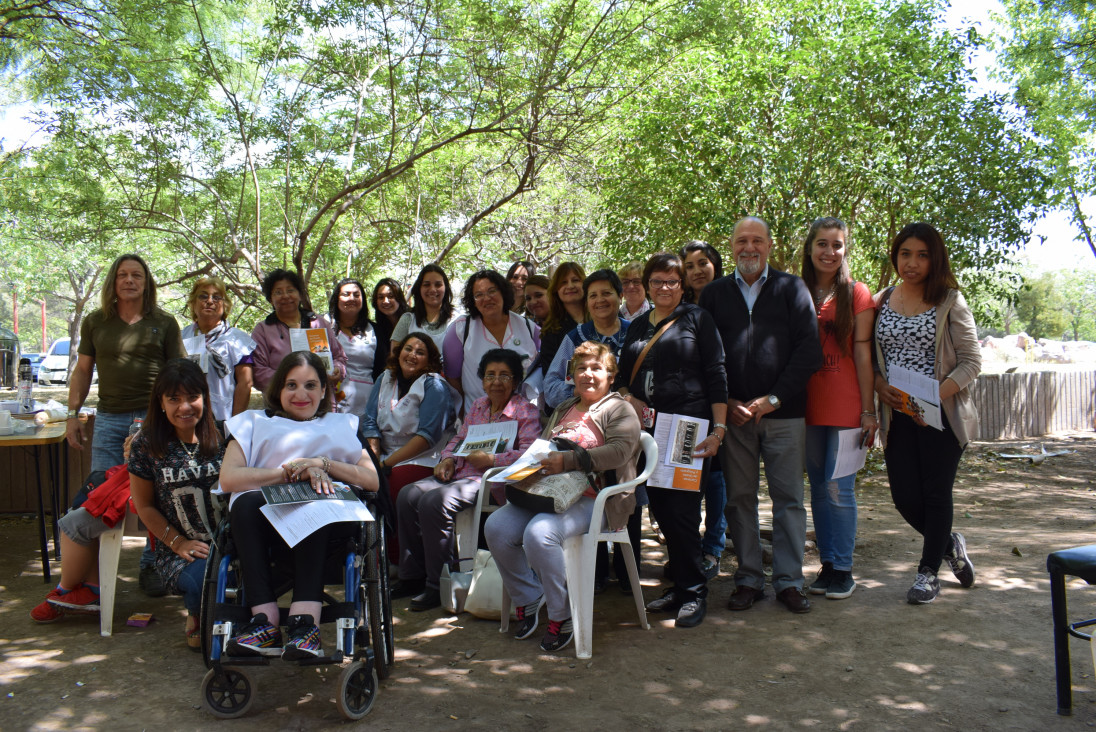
[17,357,33,413]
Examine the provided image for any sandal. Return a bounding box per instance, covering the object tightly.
[185,614,201,652]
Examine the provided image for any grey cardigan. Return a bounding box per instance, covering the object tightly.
[544,392,641,530]
[874,288,981,447]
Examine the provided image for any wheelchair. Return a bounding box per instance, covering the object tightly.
[197,486,394,720]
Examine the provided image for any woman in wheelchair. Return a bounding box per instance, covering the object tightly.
[393,348,540,611]
[31,359,225,651]
[484,342,641,652]
[218,351,379,660]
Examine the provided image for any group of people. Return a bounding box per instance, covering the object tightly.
[31,213,981,656]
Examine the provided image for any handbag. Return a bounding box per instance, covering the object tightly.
[504,436,596,514]
[464,549,503,619]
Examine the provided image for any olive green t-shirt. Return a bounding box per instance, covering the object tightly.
[78,308,185,413]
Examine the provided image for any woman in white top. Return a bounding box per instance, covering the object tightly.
[443,269,541,414]
[325,278,377,415]
[390,264,456,357]
[219,351,379,660]
[617,261,651,321]
[180,276,256,425]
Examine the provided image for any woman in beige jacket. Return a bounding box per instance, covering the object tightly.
[485,342,641,653]
[873,222,981,605]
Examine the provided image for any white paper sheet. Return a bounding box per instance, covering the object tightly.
[453,421,519,457]
[830,428,869,480]
[887,364,940,403]
[887,364,943,430]
[487,438,554,482]
[260,499,374,548]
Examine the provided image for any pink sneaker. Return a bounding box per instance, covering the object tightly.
[46,585,100,614]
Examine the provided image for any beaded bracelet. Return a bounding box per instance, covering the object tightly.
[321,455,331,473]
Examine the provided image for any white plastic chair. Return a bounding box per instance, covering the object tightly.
[97,506,144,637]
[453,467,505,573]
[501,431,658,659]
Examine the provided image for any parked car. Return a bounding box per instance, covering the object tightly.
[37,339,72,386]
[39,338,97,386]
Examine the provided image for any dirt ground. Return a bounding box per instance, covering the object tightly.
[3,432,1096,731]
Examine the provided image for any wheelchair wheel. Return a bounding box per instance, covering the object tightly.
[199,538,223,669]
[364,520,394,680]
[201,667,255,719]
[336,661,379,720]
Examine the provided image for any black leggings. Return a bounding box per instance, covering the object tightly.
[884,412,965,574]
[230,491,337,608]
[647,468,708,600]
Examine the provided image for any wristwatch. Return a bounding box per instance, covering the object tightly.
[767,394,781,409]
[712,422,728,443]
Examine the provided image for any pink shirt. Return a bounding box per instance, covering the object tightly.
[443,393,541,481]
[550,406,605,497]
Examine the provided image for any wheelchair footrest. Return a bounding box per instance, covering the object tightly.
[295,651,345,667]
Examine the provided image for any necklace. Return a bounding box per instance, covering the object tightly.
[813,283,835,310]
[180,440,200,468]
[896,285,924,317]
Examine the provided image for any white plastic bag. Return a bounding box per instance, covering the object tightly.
[463,549,503,620]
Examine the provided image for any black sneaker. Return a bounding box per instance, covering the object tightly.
[825,570,856,600]
[907,568,940,605]
[944,532,975,588]
[675,597,706,628]
[645,588,683,613]
[410,587,442,612]
[808,562,834,595]
[139,566,167,598]
[513,598,543,640]
[282,614,323,660]
[226,613,284,657]
[702,555,720,581]
[540,618,574,652]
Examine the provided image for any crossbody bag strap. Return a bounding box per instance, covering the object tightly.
[628,317,679,387]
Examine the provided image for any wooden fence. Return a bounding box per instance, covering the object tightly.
[972,370,1096,440]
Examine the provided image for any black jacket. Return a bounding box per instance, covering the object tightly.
[698,267,821,419]
[614,302,728,420]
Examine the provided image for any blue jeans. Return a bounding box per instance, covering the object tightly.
[701,468,727,558]
[91,409,155,568]
[175,558,207,614]
[805,426,858,572]
[90,409,146,473]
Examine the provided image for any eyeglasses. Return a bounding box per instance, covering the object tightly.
[197,294,224,302]
[474,288,501,301]
[621,278,643,287]
[483,374,514,383]
[272,289,298,298]
[649,279,681,290]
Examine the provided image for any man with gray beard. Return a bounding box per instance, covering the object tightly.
[697,217,821,615]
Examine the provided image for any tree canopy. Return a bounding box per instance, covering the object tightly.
[0,0,1060,335]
